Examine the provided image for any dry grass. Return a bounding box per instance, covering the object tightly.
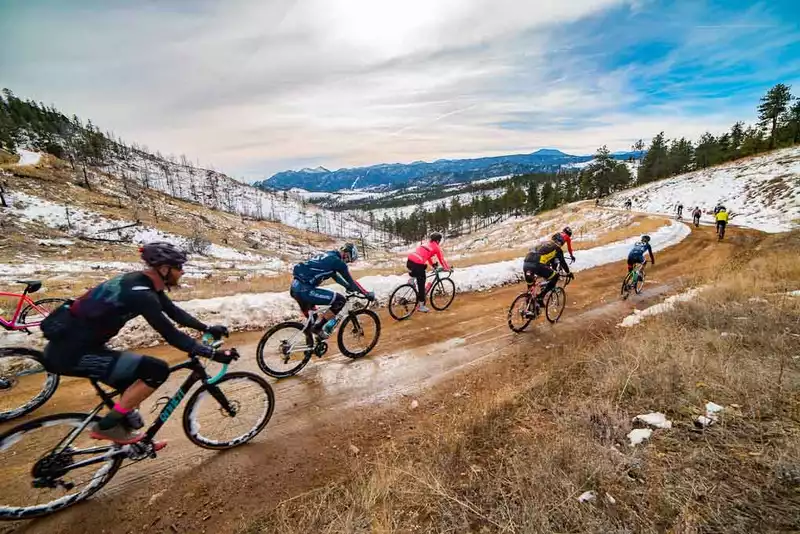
[246,232,800,534]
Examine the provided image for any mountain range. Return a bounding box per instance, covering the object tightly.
[255,149,640,192]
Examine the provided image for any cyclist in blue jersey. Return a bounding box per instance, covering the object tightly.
[290,243,375,338]
[627,235,655,275]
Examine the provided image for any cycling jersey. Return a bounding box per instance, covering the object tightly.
[292,251,365,293]
[715,210,729,222]
[628,241,654,265]
[524,241,570,273]
[561,232,574,257]
[408,241,450,270]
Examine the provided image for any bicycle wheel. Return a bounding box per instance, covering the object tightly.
[430,278,456,311]
[633,270,645,295]
[388,284,418,321]
[337,309,381,359]
[507,293,533,333]
[0,348,59,422]
[545,288,566,323]
[0,412,123,520]
[19,298,69,326]
[256,322,314,378]
[621,272,633,300]
[183,372,275,450]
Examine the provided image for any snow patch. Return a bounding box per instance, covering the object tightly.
[16,149,41,166]
[618,287,703,327]
[633,412,672,429]
[627,428,652,446]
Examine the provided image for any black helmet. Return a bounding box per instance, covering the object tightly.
[719,205,726,211]
[141,242,188,267]
[429,231,443,243]
[563,226,573,237]
[641,235,651,243]
[340,242,358,262]
[552,233,565,245]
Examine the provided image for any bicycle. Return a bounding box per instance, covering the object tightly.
[1,280,67,333]
[0,342,275,520]
[256,292,380,378]
[621,262,647,300]
[388,266,456,321]
[507,267,572,332]
[716,222,726,241]
[0,347,59,422]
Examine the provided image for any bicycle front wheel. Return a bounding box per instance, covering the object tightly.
[0,348,59,422]
[183,372,275,450]
[545,288,566,323]
[430,278,456,311]
[621,272,633,300]
[338,309,381,359]
[19,298,69,326]
[634,271,645,295]
[0,412,122,520]
[256,322,314,378]
[507,293,533,333]
[388,284,418,321]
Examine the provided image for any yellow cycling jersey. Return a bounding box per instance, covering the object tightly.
[716,210,729,222]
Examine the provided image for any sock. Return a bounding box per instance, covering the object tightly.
[97,403,130,430]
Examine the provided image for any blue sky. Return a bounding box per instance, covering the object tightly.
[1,0,799,180]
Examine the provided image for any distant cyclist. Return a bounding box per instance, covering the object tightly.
[624,198,632,210]
[523,233,572,308]
[40,242,232,444]
[692,206,702,227]
[715,205,729,239]
[560,226,576,263]
[407,232,451,313]
[290,243,374,338]
[627,235,655,275]
[676,203,684,220]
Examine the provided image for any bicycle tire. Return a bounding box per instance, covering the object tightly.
[337,309,381,359]
[634,270,645,295]
[507,293,533,333]
[19,298,69,326]
[256,322,313,378]
[621,272,633,300]
[183,372,275,450]
[545,288,566,323]
[388,284,418,321]
[430,278,456,311]
[0,348,59,422]
[0,412,123,520]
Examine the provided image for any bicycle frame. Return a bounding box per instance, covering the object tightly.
[0,292,43,330]
[407,268,451,297]
[43,357,225,476]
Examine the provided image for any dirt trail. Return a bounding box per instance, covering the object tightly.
[0,223,763,534]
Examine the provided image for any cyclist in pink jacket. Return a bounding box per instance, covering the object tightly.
[407,232,450,312]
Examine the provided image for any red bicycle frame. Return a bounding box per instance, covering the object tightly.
[0,292,47,331]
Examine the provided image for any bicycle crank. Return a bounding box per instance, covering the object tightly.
[314,341,328,357]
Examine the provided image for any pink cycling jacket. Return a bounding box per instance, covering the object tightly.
[408,240,450,270]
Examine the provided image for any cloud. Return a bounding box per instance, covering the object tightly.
[1,0,797,179]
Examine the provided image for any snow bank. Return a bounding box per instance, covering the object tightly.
[618,287,703,327]
[605,146,800,233]
[16,149,41,166]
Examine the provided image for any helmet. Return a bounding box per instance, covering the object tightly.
[562,226,573,237]
[719,205,726,211]
[552,233,566,245]
[641,235,651,243]
[340,242,358,262]
[429,231,443,243]
[140,242,188,268]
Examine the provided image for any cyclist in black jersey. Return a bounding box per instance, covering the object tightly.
[522,233,572,307]
[40,242,231,444]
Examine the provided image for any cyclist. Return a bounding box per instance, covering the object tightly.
[624,198,632,210]
[290,242,375,336]
[627,235,655,278]
[560,226,576,263]
[39,242,232,444]
[523,233,572,308]
[715,205,729,238]
[676,203,684,219]
[407,231,451,313]
[692,206,702,226]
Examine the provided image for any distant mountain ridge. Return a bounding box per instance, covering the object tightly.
[256,149,639,192]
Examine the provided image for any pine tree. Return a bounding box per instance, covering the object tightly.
[694,133,720,168]
[787,99,800,144]
[730,121,744,154]
[758,83,792,149]
[525,181,539,213]
[637,132,670,184]
[667,137,694,175]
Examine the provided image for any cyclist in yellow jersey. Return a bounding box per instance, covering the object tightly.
[715,206,729,238]
[522,233,572,307]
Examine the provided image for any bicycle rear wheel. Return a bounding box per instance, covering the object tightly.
[338,309,381,358]
[0,412,122,520]
[0,348,59,422]
[545,288,566,323]
[388,284,418,321]
[19,298,69,326]
[507,293,534,333]
[430,278,456,311]
[256,322,314,378]
[183,372,275,450]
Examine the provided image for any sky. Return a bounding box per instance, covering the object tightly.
[2,0,799,181]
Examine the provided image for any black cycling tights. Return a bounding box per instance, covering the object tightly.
[43,346,169,391]
[407,259,427,304]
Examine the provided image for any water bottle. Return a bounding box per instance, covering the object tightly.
[323,317,339,335]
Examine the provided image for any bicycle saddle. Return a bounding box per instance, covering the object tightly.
[16,280,42,293]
